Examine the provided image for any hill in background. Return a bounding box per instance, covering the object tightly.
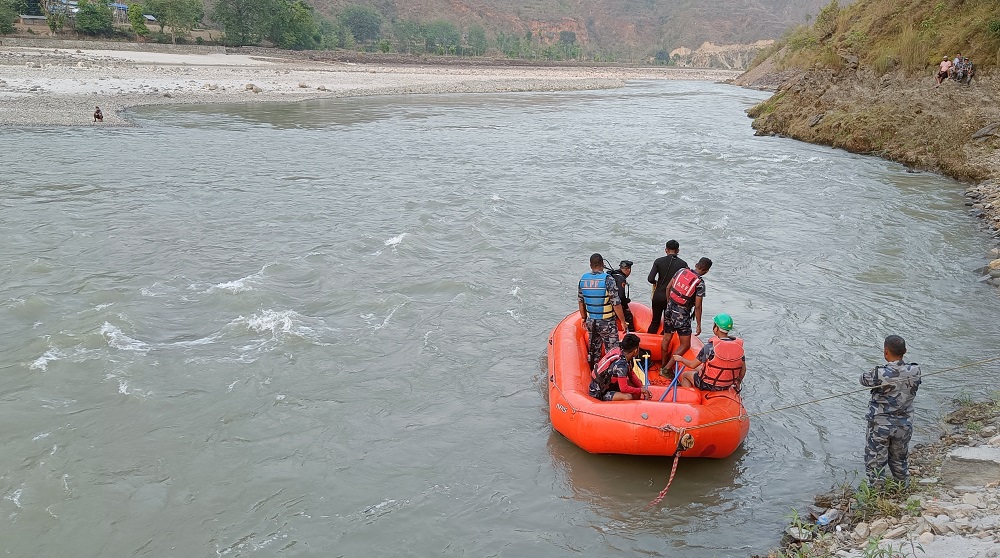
[305,0,830,64]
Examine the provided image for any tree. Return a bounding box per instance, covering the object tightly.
[0,0,25,35]
[128,3,150,38]
[466,24,487,56]
[423,19,459,54]
[144,0,203,43]
[212,0,267,45]
[339,4,380,45]
[392,19,422,53]
[74,0,113,35]
[265,0,318,50]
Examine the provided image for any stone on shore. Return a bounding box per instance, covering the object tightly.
[941,446,1000,487]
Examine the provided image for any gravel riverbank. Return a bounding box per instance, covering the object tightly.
[0,42,739,128]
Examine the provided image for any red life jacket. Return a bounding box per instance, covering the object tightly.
[668,268,702,306]
[591,348,623,392]
[700,336,744,389]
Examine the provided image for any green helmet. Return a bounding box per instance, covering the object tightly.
[713,313,734,332]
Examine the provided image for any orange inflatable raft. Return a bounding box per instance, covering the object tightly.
[547,303,749,457]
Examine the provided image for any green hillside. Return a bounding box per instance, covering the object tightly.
[757,0,1000,73]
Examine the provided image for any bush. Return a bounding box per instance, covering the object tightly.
[989,19,1000,39]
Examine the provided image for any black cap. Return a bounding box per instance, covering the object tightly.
[619,260,633,269]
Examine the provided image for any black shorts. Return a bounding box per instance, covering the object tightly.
[694,374,730,392]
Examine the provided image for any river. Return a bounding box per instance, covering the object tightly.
[2,80,999,557]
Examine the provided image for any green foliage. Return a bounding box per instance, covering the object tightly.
[267,0,318,50]
[392,19,422,54]
[339,4,380,45]
[813,0,840,39]
[423,19,460,54]
[212,0,267,46]
[0,0,24,35]
[466,24,487,55]
[75,0,113,36]
[145,0,203,43]
[128,3,150,38]
[989,19,1000,40]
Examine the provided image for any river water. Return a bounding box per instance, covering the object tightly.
[3,80,999,557]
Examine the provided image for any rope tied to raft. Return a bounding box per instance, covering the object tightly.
[646,431,694,507]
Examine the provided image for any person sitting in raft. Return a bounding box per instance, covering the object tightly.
[671,313,746,392]
[588,333,652,401]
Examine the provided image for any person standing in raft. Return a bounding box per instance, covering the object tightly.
[671,313,745,391]
[579,252,627,368]
[659,257,712,377]
[589,333,652,401]
[646,240,687,334]
[608,259,634,332]
[860,335,921,487]
[93,106,103,122]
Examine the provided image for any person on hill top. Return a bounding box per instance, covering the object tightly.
[608,259,635,332]
[588,333,652,401]
[961,57,975,84]
[647,239,687,334]
[579,252,627,369]
[672,313,746,391]
[860,335,922,488]
[950,53,962,78]
[935,56,952,86]
[659,257,712,377]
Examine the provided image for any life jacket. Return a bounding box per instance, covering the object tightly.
[668,268,701,306]
[700,336,744,389]
[591,348,623,393]
[580,272,614,319]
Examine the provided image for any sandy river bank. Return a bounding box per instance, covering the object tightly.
[0,43,739,127]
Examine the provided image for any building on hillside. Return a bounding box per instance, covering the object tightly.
[19,14,48,25]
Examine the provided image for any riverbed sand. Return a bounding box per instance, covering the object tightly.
[0,45,740,127]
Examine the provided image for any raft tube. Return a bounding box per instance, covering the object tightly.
[547,303,749,457]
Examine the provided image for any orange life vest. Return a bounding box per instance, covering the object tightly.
[668,268,702,306]
[700,336,744,389]
[591,348,623,392]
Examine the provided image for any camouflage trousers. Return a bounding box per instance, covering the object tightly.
[864,421,913,486]
[586,318,620,367]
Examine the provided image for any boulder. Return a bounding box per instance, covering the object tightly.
[941,446,1000,487]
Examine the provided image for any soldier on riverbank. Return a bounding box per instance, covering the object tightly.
[860,335,922,487]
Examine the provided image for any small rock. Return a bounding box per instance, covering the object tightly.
[989,259,1000,271]
[854,521,870,538]
[316,85,327,91]
[163,92,172,98]
[883,525,909,539]
[252,86,262,93]
[298,82,308,88]
[869,518,890,536]
[918,531,934,544]
[786,526,814,542]
[987,435,1000,447]
[245,83,256,91]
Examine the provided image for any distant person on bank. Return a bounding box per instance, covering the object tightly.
[935,56,952,86]
[646,239,687,334]
[93,106,103,122]
[659,257,712,376]
[579,252,627,368]
[860,335,922,487]
[588,333,652,401]
[671,313,746,391]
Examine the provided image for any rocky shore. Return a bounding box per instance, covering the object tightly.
[0,41,739,128]
[760,399,1000,558]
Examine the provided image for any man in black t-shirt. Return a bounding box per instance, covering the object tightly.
[646,240,687,334]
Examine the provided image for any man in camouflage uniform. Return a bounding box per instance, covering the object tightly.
[578,253,627,368]
[859,335,922,487]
